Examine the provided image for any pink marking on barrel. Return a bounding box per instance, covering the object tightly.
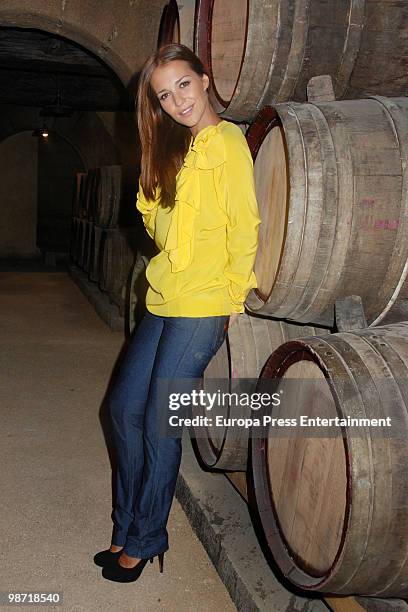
[387,219,399,230]
[373,219,399,230]
[360,198,375,208]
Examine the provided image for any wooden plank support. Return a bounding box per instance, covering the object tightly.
[307,75,336,102]
[325,597,365,611]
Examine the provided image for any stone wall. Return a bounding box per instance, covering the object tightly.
[0,131,39,257]
[0,0,168,86]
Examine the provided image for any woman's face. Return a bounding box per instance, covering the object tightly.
[150,59,213,136]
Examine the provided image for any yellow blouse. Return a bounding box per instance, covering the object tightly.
[136,119,261,317]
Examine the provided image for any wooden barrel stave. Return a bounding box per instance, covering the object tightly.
[77,174,85,219]
[88,224,104,283]
[84,170,94,220]
[100,229,114,293]
[100,230,115,293]
[337,328,408,596]
[332,0,365,99]
[319,333,393,593]
[368,96,408,325]
[270,102,336,321]
[69,217,78,263]
[89,167,101,223]
[96,166,121,228]
[73,173,86,218]
[78,219,88,269]
[283,103,340,321]
[75,219,83,265]
[83,221,93,273]
[83,221,91,272]
[264,0,302,104]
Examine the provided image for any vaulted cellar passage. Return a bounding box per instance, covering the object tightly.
[0,26,139,268]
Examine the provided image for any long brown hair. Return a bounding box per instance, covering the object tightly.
[137,43,208,207]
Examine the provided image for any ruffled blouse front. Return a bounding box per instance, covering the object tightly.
[136,119,261,316]
[137,122,227,272]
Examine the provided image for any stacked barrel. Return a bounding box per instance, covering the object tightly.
[70,165,136,316]
[158,0,196,48]
[126,251,150,336]
[154,0,408,600]
[252,321,408,597]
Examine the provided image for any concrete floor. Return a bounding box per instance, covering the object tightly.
[0,270,236,611]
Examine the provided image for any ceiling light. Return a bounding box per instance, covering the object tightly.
[32,122,50,138]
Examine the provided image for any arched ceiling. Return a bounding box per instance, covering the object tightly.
[0,27,133,111]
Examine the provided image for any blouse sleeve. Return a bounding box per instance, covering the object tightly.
[136,180,161,241]
[219,129,261,313]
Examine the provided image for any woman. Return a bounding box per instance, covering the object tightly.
[94,43,261,583]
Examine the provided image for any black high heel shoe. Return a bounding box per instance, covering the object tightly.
[101,552,164,583]
[93,548,123,567]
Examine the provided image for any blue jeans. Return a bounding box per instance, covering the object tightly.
[108,310,230,558]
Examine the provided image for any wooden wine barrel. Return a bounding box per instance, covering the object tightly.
[69,217,77,263]
[77,219,89,269]
[73,173,85,218]
[251,321,408,596]
[83,170,95,220]
[195,0,408,121]
[73,218,82,265]
[88,224,104,283]
[69,217,76,263]
[88,167,101,223]
[95,166,121,228]
[99,228,135,312]
[245,96,408,326]
[82,221,93,273]
[158,0,196,49]
[126,251,149,337]
[158,0,180,47]
[191,315,330,470]
[77,219,84,267]
[77,173,88,219]
[84,170,92,221]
